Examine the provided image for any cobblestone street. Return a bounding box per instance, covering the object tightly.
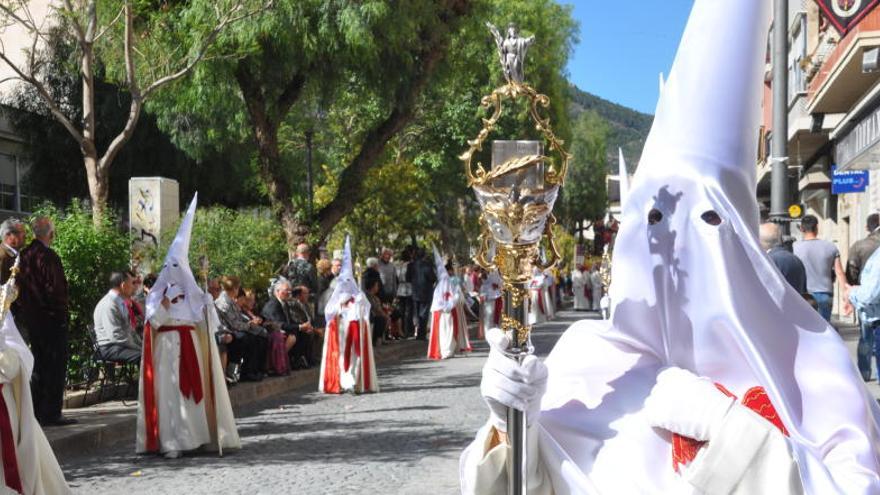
[61,311,583,494]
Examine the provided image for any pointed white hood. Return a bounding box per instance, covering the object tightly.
[324,236,369,321]
[480,269,503,300]
[430,245,455,313]
[617,147,629,210]
[145,194,207,323]
[598,0,880,490]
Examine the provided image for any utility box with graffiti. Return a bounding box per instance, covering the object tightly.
[129,177,179,254]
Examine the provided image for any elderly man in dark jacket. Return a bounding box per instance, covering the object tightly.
[16,217,75,426]
[262,279,315,369]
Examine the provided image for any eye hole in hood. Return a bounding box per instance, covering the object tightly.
[700,210,722,226]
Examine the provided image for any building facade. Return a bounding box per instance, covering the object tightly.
[0,106,32,219]
[760,1,880,320]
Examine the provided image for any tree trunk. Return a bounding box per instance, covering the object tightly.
[235,63,309,257]
[84,151,107,222]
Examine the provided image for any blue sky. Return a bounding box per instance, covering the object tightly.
[562,0,695,115]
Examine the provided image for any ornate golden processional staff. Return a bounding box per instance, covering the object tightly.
[463,22,571,495]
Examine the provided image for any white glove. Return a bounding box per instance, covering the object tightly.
[480,328,548,433]
[202,292,215,305]
[644,367,735,442]
[0,349,20,383]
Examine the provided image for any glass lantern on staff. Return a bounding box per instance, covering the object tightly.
[461,22,571,495]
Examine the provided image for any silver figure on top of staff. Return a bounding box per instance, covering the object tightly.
[487,22,535,84]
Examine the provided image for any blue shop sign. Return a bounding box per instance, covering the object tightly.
[832,168,870,194]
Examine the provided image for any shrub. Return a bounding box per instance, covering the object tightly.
[147,207,288,298]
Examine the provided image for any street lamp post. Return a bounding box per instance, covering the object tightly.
[770,0,789,229]
[306,129,314,215]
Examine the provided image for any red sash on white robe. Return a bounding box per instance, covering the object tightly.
[141,323,205,453]
[0,383,22,494]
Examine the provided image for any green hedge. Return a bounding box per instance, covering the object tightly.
[146,206,288,299]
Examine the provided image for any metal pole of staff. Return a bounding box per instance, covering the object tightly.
[505,283,528,495]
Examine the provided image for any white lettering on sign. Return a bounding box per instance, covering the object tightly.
[837,105,880,168]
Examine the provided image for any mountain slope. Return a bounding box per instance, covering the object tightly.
[568,84,652,173]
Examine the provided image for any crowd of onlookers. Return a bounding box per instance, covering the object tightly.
[760,213,880,383]
[90,241,512,389]
[0,212,574,419]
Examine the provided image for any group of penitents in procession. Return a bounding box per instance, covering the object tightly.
[0,0,878,493]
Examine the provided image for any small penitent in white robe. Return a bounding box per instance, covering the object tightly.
[137,194,240,456]
[319,236,378,394]
[428,247,469,360]
[461,0,880,493]
[0,313,70,494]
[541,271,555,321]
[571,268,591,311]
[479,271,504,340]
[589,269,603,312]
[526,272,547,326]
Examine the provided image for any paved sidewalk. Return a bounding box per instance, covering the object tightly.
[835,320,880,400]
[45,338,428,462]
[60,311,582,494]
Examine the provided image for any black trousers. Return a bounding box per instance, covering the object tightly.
[228,332,268,376]
[413,300,431,339]
[98,343,141,364]
[289,330,314,366]
[27,322,69,422]
[397,296,414,337]
[370,316,387,345]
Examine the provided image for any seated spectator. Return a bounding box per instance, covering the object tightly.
[364,277,388,346]
[240,288,292,376]
[207,277,222,300]
[123,272,145,334]
[213,308,238,384]
[215,276,267,382]
[362,258,382,295]
[262,279,314,369]
[93,271,142,364]
[290,286,324,364]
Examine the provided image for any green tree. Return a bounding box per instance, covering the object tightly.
[560,109,608,232]
[4,31,258,209]
[399,0,578,258]
[147,0,474,255]
[0,0,262,222]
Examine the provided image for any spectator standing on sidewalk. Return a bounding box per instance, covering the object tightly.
[283,244,318,297]
[395,246,415,338]
[846,213,880,381]
[793,215,848,322]
[0,218,25,283]
[849,246,880,384]
[16,217,76,426]
[377,248,397,304]
[407,247,436,340]
[760,222,807,294]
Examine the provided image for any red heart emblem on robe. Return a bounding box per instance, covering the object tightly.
[671,385,788,473]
